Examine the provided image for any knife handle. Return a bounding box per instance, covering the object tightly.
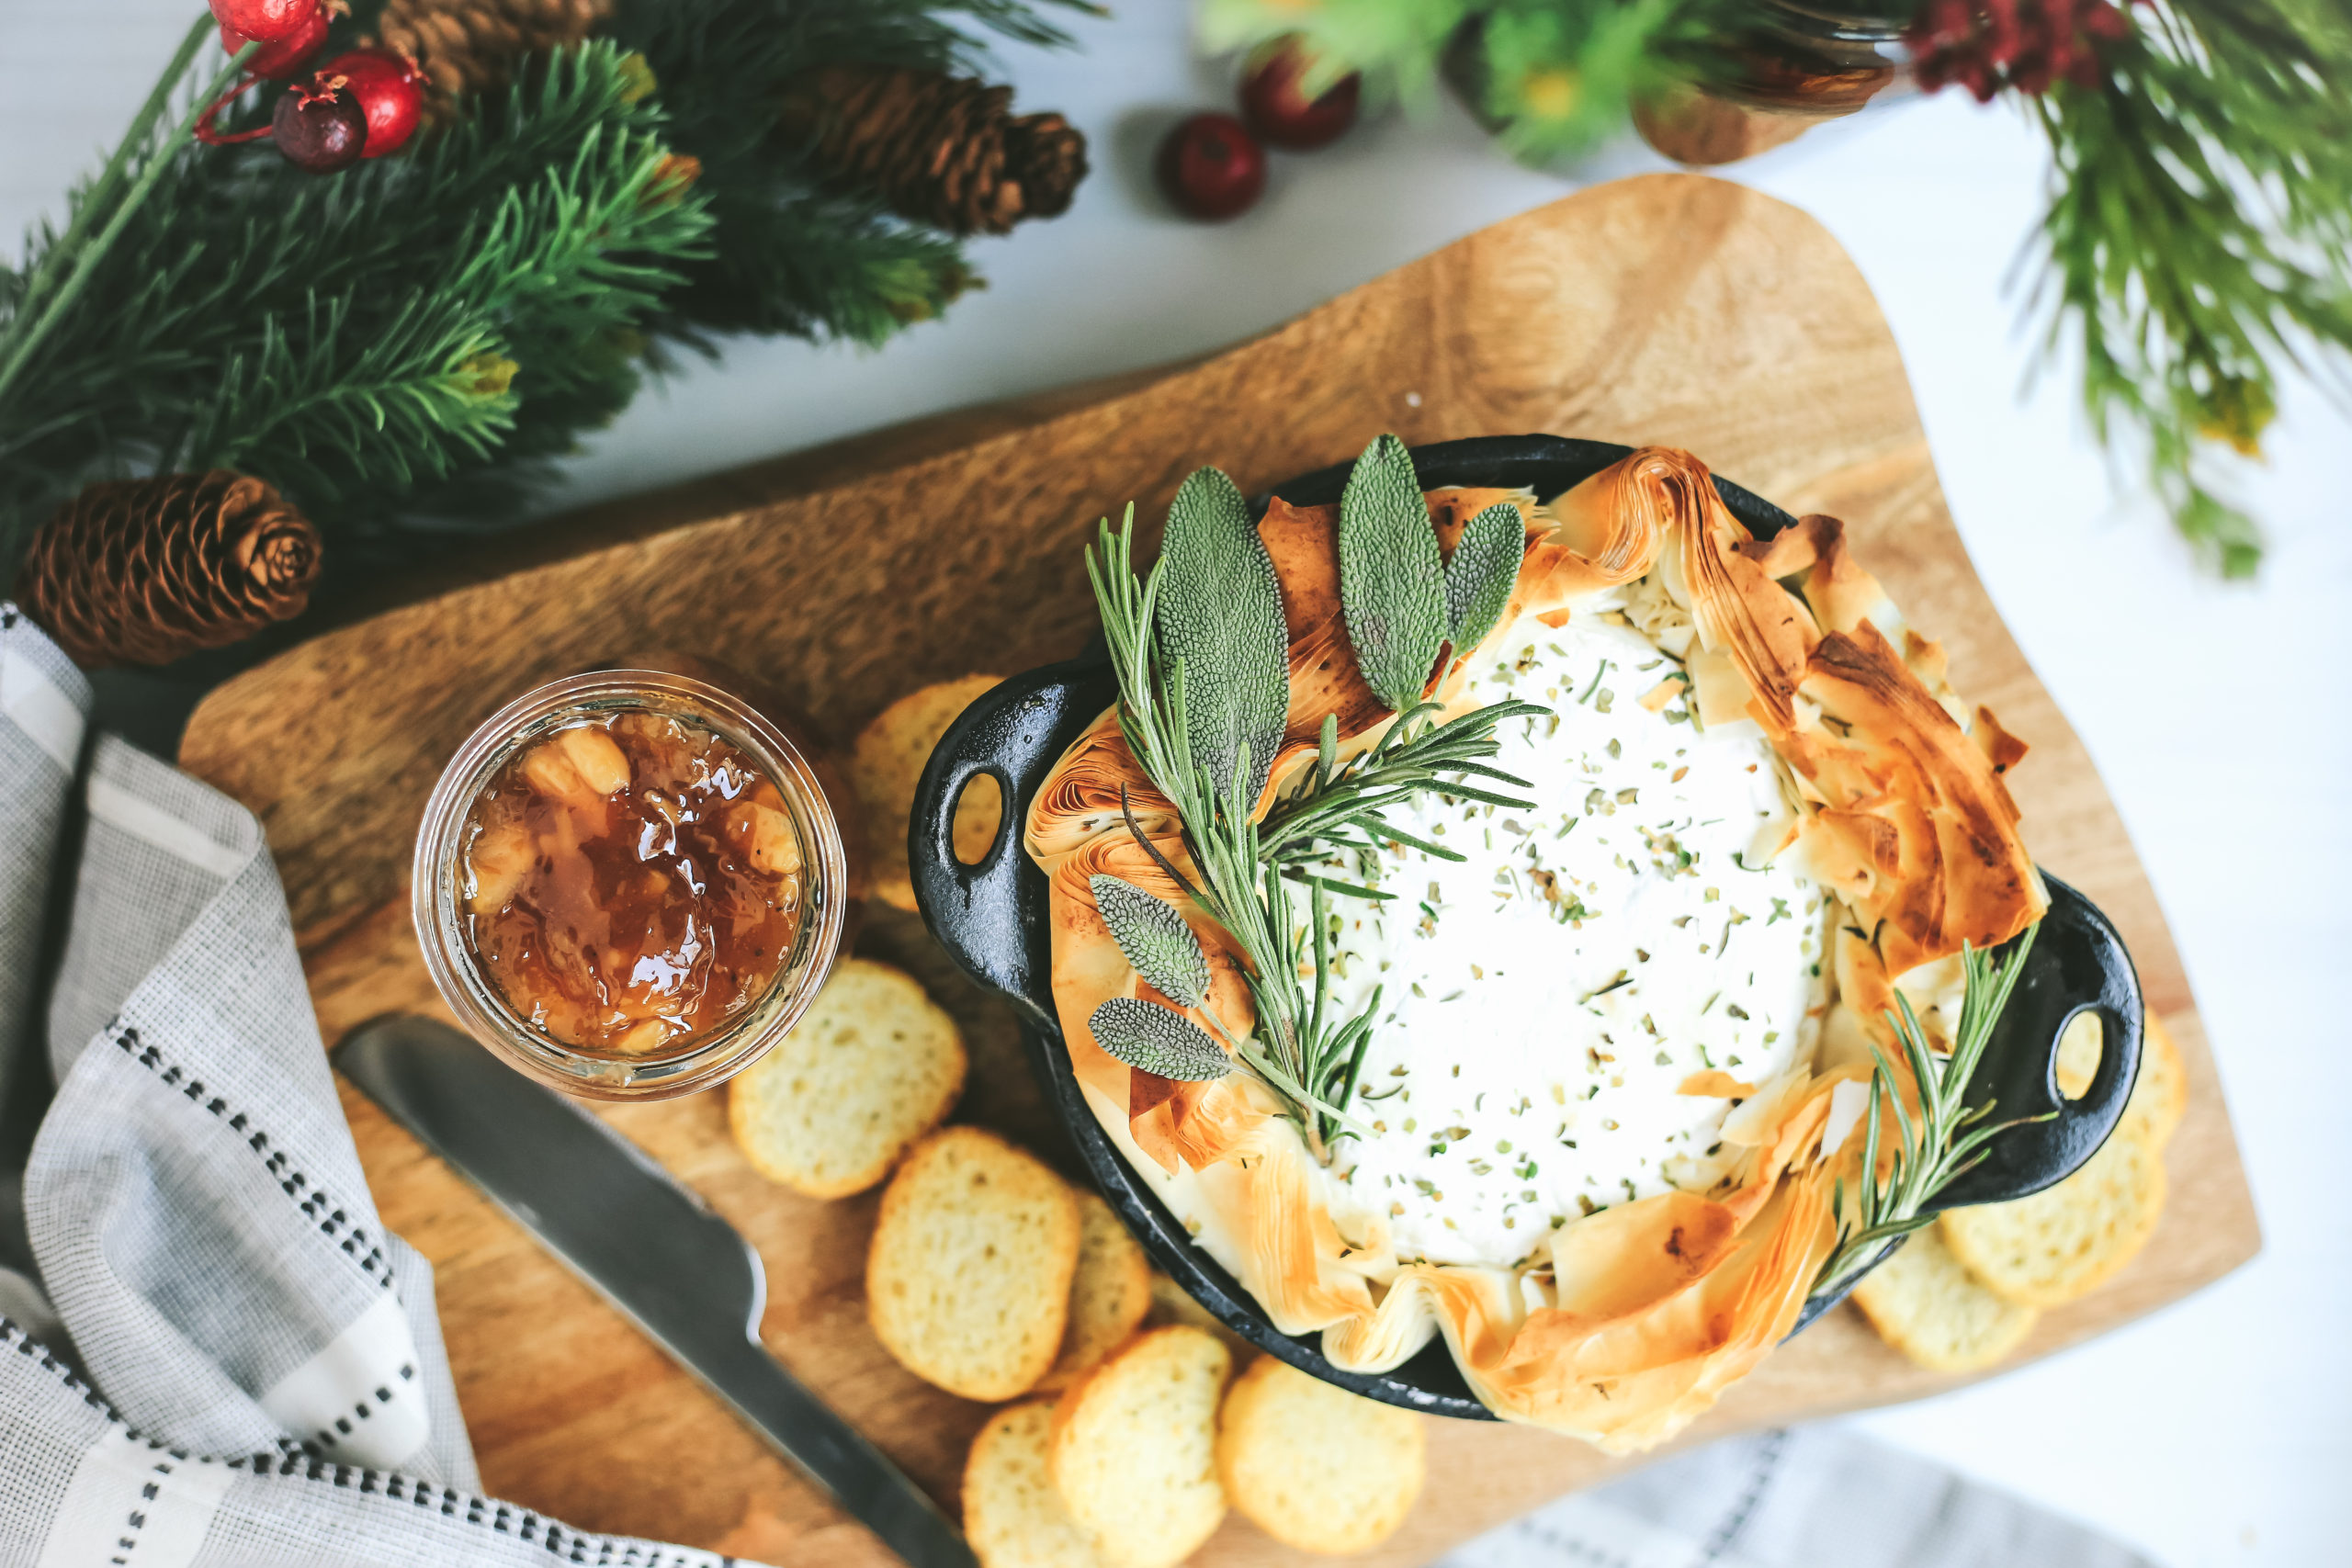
[698,1337,977,1568]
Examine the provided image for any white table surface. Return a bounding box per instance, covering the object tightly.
[5,6,2346,1566]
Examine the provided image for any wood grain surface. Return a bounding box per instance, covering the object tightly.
[178,174,2260,1568]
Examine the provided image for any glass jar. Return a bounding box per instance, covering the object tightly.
[1442,0,1915,168]
[413,666,851,1100]
[1635,0,1913,164]
[1680,0,1911,115]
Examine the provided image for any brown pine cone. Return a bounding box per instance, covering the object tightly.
[371,0,615,121]
[17,473,322,670]
[786,64,1088,236]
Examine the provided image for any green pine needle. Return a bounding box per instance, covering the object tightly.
[1085,442,1545,1159]
[0,0,1083,592]
[1197,0,2352,572]
[1812,923,2048,1299]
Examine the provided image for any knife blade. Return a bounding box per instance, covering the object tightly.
[334,1014,974,1568]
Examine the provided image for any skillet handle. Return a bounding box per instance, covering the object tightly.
[909,656,1119,1028]
[1929,873,2144,1210]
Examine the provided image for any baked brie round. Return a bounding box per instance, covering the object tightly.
[1025,447,2044,1451]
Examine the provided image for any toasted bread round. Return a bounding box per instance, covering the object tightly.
[729,959,967,1199]
[852,675,1006,912]
[1939,1127,2165,1308]
[965,1402,1102,1568]
[1035,1192,1153,1394]
[1049,1325,1231,1568]
[1851,1224,2039,1372]
[867,1127,1080,1401]
[1216,1355,1426,1555]
[2122,1011,2188,1151]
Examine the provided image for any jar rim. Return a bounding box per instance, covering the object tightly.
[411,668,849,1101]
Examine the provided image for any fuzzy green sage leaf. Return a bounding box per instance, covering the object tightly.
[1339,434,1447,713]
[1088,996,1231,1082]
[1091,873,1211,1008]
[1444,502,1526,660]
[1155,465,1290,807]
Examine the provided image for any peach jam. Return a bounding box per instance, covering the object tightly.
[414,668,849,1100]
[459,713,804,1055]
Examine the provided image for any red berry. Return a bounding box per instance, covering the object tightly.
[1238,37,1361,151]
[222,6,330,80]
[1156,113,1267,221]
[274,73,368,175]
[209,0,323,42]
[317,49,426,158]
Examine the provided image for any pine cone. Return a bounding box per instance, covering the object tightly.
[17,473,322,670]
[372,0,615,121]
[786,64,1088,237]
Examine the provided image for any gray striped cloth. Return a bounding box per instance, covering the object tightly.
[0,604,2154,1568]
[0,604,732,1566]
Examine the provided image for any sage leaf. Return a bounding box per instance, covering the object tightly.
[1443,502,1527,659]
[1091,874,1211,1008]
[1089,997,1231,1081]
[1339,434,1446,713]
[1155,465,1290,806]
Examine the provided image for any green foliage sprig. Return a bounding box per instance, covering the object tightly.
[0,41,707,564]
[1815,923,2046,1296]
[0,0,1080,591]
[1080,434,1546,1159]
[1260,698,1547,882]
[609,0,1079,349]
[1201,0,2352,572]
[2032,0,2352,575]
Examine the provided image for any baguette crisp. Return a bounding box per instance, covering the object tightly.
[1035,1191,1152,1394]
[729,958,965,1198]
[1940,1128,2166,1308]
[867,1127,1080,1400]
[1216,1356,1425,1554]
[965,1402,1101,1568]
[1048,1326,1230,1568]
[1851,1224,2039,1372]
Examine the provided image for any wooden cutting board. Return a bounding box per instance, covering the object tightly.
[178,174,2258,1568]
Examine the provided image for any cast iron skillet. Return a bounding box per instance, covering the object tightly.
[910,434,2143,1419]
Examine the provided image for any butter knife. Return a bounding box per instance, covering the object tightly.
[334,1014,974,1568]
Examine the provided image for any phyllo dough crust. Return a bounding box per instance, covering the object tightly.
[1025,447,2046,1450]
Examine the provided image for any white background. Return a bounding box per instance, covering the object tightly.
[4,4,2346,1565]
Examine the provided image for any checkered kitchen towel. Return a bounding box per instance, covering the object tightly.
[0,604,2156,1568]
[0,604,730,1566]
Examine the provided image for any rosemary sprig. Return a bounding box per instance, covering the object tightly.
[1815,922,2046,1296]
[1261,701,1547,875]
[1089,505,1363,1155]
[1080,440,1547,1159]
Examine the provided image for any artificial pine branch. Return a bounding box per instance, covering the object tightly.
[0,41,709,576]
[2,0,1083,604]
[609,0,1082,343]
[2031,0,2352,574]
[0,21,254,410]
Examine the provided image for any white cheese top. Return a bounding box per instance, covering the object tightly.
[1313,605,1828,1268]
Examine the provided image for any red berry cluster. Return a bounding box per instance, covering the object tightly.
[200,0,426,173]
[1157,36,1363,222]
[1905,0,2140,100]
